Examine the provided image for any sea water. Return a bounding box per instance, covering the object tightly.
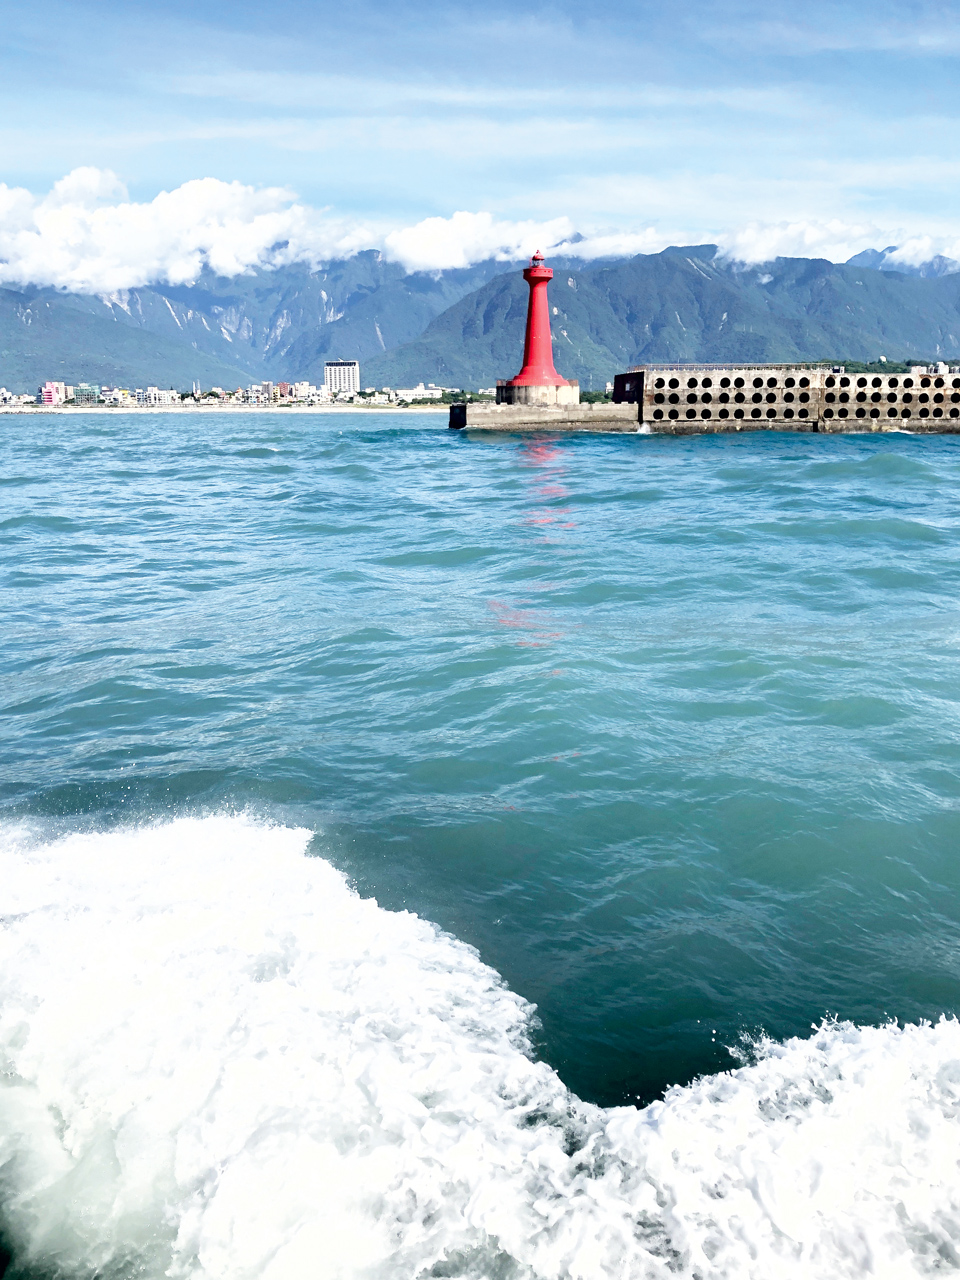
[2,411,960,1277]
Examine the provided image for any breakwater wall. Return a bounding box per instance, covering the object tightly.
[450,367,960,433]
[449,402,640,431]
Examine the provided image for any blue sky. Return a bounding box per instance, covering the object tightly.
[2,0,960,280]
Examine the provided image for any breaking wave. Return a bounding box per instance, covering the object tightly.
[1,815,959,1280]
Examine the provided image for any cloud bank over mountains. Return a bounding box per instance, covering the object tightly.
[1,168,958,294]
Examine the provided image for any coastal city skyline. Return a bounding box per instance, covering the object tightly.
[1,369,473,408]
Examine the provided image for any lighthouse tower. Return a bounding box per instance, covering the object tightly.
[496,252,580,407]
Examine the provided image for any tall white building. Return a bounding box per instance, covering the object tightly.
[324,360,360,395]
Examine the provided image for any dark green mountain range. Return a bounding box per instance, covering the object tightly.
[3,245,960,393]
[0,287,245,391]
[0,254,504,392]
[364,246,960,389]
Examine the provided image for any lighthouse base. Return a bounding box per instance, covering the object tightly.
[496,381,580,407]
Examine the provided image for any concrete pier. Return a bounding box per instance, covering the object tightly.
[450,365,960,433]
[449,401,639,430]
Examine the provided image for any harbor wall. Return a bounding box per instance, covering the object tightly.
[451,367,960,433]
[449,402,640,430]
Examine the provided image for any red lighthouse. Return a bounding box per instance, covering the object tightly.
[497,252,579,406]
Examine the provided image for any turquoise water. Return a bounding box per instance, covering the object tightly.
[5,412,960,1100]
[4,411,960,1277]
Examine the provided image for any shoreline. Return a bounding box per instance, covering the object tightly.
[0,404,449,415]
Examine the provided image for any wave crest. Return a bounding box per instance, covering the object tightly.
[0,816,958,1279]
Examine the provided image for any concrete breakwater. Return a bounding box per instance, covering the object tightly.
[449,401,643,431]
[450,366,960,433]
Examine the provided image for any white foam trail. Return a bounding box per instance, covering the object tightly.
[1,816,959,1279]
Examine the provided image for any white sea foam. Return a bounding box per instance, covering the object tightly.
[1,815,959,1279]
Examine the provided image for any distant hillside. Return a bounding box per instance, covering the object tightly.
[0,288,245,391]
[4,245,960,393]
[0,254,508,392]
[363,247,960,389]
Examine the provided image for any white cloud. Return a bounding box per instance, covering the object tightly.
[0,172,669,288]
[382,212,576,271]
[161,67,801,118]
[715,16,960,55]
[885,235,960,268]
[716,218,890,265]
[0,169,376,293]
[381,214,676,271]
[381,211,599,271]
[560,229,677,260]
[4,168,960,291]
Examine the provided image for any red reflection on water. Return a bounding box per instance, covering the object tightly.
[519,437,575,534]
[523,513,569,526]
[487,600,562,646]
[486,438,576,647]
[488,600,532,629]
[522,440,563,467]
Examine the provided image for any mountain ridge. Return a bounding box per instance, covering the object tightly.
[3,247,960,393]
[363,249,960,388]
